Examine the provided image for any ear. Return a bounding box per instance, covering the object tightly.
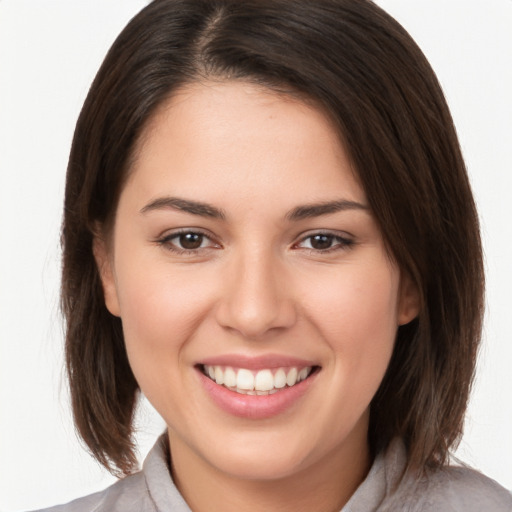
[397,272,420,326]
[92,234,121,317]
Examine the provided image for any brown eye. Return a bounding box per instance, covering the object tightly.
[178,232,204,249]
[296,232,354,252]
[157,230,220,254]
[309,234,335,250]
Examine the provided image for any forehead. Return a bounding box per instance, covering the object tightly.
[125,80,366,211]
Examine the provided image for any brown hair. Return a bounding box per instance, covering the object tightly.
[62,0,484,476]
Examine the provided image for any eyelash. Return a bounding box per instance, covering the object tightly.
[156,229,354,256]
[294,232,355,253]
[156,229,220,255]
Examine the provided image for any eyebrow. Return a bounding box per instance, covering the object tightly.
[286,200,369,221]
[140,197,226,219]
[140,196,368,221]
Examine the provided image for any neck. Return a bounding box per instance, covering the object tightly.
[168,425,371,512]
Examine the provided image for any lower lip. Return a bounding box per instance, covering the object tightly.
[197,368,318,419]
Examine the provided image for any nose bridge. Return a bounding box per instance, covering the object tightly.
[216,244,296,338]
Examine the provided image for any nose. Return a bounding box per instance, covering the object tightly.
[215,249,297,339]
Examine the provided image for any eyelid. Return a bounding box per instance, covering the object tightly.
[157,226,212,240]
[292,230,355,252]
[154,227,354,255]
[155,228,221,254]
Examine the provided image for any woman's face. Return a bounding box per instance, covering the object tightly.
[95,81,418,482]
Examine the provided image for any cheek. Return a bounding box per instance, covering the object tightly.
[113,264,217,418]
[301,259,400,385]
[112,255,215,373]
[312,258,399,334]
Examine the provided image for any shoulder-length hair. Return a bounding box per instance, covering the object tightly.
[62,0,484,476]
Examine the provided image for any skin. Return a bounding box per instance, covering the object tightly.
[95,81,419,512]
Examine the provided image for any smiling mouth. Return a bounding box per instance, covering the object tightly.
[201,365,319,395]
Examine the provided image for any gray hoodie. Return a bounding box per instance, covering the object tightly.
[34,435,512,512]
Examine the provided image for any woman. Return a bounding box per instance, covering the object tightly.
[33,0,512,510]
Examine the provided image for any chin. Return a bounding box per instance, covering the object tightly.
[210,445,311,482]
[188,425,328,482]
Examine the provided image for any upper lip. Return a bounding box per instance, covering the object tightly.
[198,354,319,370]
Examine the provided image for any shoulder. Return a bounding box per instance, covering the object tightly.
[30,471,153,512]
[393,465,512,512]
[29,434,187,512]
[418,465,512,512]
[371,439,512,512]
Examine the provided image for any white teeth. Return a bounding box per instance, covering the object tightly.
[274,368,287,389]
[298,367,309,382]
[203,365,313,394]
[224,367,237,387]
[254,369,274,391]
[286,367,298,386]
[237,369,255,390]
[214,366,224,385]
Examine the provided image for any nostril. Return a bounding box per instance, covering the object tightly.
[215,297,297,339]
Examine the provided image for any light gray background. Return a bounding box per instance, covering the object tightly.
[0,1,511,510]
